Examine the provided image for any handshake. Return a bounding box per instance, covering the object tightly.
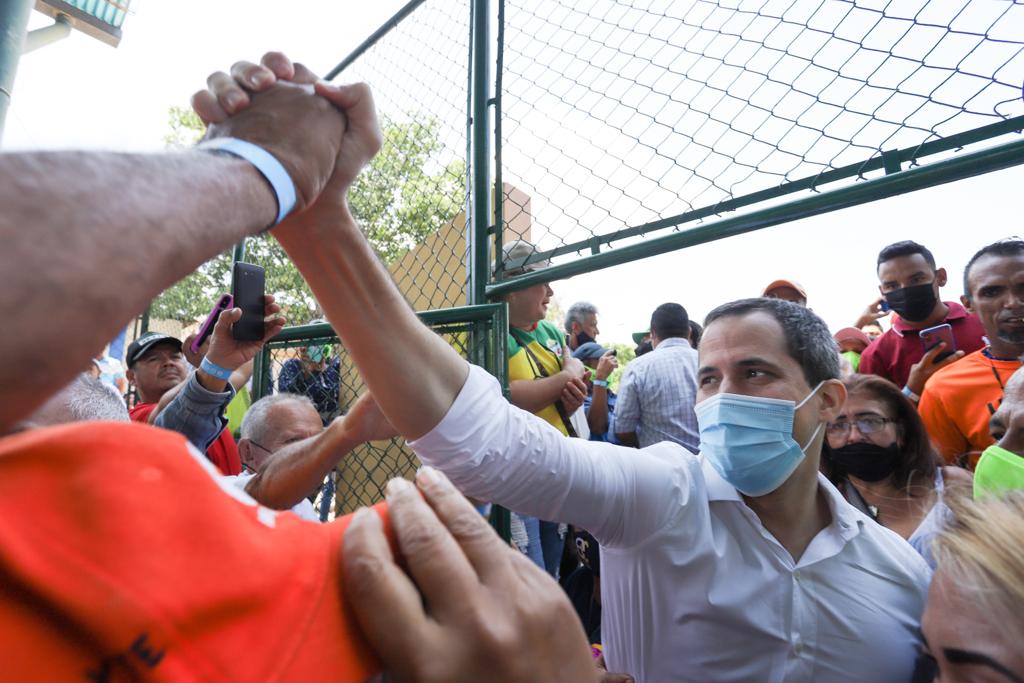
[191,52,381,222]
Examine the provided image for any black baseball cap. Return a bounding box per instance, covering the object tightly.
[125,332,183,368]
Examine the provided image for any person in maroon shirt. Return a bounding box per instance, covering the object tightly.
[858,240,986,400]
[125,331,242,474]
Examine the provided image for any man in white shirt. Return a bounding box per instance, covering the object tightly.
[197,59,931,682]
[615,302,700,451]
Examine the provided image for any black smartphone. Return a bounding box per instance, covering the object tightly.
[231,262,265,341]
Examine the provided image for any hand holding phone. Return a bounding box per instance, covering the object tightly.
[191,294,234,355]
[920,323,956,362]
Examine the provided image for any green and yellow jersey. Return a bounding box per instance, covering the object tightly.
[507,320,569,435]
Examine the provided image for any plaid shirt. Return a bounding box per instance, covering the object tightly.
[614,337,699,452]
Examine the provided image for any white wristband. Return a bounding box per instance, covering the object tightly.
[199,137,297,225]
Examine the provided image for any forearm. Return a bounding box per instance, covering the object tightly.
[245,421,359,509]
[0,150,276,431]
[276,204,466,438]
[587,389,609,434]
[153,371,234,452]
[409,366,683,547]
[509,373,573,414]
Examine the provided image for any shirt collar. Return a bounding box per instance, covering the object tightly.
[892,301,967,334]
[700,454,863,542]
[655,337,692,350]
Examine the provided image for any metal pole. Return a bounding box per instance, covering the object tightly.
[232,239,246,263]
[486,136,1024,297]
[0,0,33,143]
[468,0,492,307]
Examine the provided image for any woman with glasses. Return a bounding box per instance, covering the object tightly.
[823,374,972,565]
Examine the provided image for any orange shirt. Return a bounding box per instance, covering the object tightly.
[918,350,1020,468]
[0,422,384,681]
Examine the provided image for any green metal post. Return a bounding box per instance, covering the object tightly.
[468,0,492,306]
[232,239,247,264]
[0,0,33,144]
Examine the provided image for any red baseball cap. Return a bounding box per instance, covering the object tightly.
[762,279,808,300]
[0,422,385,681]
[834,326,872,351]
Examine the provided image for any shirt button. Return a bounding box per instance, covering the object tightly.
[793,571,801,581]
[794,642,804,655]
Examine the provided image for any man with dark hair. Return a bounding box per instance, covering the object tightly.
[859,240,985,397]
[615,303,700,451]
[565,301,600,351]
[919,239,1024,468]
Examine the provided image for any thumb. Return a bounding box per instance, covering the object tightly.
[214,308,242,337]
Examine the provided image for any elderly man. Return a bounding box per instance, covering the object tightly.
[214,56,931,683]
[565,301,601,351]
[615,303,700,452]
[233,391,396,519]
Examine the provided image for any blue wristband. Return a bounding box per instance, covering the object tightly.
[200,356,234,382]
[199,137,297,225]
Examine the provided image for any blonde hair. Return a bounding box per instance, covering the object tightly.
[933,490,1024,642]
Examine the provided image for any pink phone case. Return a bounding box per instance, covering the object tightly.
[191,294,234,354]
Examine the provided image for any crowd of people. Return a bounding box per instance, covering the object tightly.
[2,51,1023,682]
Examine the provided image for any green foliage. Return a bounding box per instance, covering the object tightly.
[605,341,636,392]
[150,108,466,324]
[164,106,205,149]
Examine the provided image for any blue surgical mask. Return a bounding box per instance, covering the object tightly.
[695,384,825,497]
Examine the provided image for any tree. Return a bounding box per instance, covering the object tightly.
[150,107,466,324]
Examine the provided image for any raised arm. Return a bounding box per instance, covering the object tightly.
[196,58,690,546]
[0,79,345,432]
[246,392,398,509]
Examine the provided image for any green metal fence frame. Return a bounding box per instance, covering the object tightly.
[251,303,510,537]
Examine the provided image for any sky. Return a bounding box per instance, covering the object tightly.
[5,0,1023,343]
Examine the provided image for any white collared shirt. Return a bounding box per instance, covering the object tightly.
[614,336,700,451]
[409,365,931,683]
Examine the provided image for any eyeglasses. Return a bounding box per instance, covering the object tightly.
[827,416,895,436]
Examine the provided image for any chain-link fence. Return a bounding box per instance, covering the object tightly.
[324,0,475,312]
[492,0,1024,284]
[251,306,507,528]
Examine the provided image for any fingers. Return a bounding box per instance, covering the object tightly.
[342,507,432,672]
[206,71,250,117]
[260,316,286,343]
[315,81,384,152]
[291,62,319,84]
[935,349,966,370]
[230,60,277,91]
[260,51,295,81]
[190,89,226,126]
[383,476,481,618]
[214,308,242,338]
[414,466,511,583]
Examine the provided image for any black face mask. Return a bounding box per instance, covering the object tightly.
[884,283,938,322]
[829,442,902,482]
[575,330,596,347]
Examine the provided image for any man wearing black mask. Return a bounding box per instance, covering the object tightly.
[859,240,985,398]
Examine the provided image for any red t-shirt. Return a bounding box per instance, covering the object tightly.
[858,302,986,389]
[130,402,242,475]
[0,422,385,681]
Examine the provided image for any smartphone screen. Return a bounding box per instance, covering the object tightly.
[920,323,956,362]
[231,262,266,341]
